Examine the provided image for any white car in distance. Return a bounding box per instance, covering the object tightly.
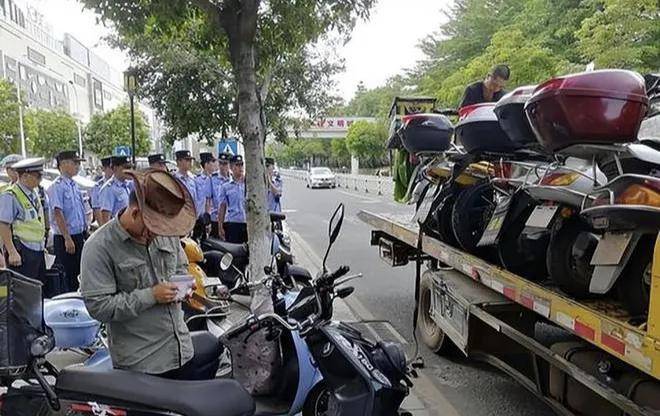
[306,167,336,189]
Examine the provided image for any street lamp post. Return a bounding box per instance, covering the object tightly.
[14,69,26,157]
[68,80,83,156]
[123,68,138,166]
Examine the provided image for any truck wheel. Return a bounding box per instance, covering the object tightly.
[617,235,654,316]
[417,273,454,355]
[547,215,597,298]
[451,182,494,253]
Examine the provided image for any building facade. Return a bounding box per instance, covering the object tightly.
[0,0,164,155]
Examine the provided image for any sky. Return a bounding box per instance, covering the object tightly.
[31,0,451,101]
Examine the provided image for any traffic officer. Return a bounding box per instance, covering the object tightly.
[91,156,112,224]
[98,155,133,225]
[0,158,47,287]
[266,157,283,213]
[217,155,247,243]
[148,153,168,171]
[49,150,88,292]
[174,150,203,238]
[195,152,215,237]
[0,154,24,191]
[210,152,232,237]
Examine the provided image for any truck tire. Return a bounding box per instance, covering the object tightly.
[417,272,455,355]
[617,235,654,317]
[547,215,597,298]
[451,182,494,254]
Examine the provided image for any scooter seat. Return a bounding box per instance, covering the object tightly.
[56,367,255,416]
[202,238,248,258]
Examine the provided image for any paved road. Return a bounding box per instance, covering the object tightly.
[282,178,555,416]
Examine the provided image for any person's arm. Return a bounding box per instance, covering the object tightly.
[81,243,177,323]
[268,175,282,196]
[98,186,112,225]
[49,184,75,254]
[0,194,20,266]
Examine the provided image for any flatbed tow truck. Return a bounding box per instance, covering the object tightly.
[359,210,660,416]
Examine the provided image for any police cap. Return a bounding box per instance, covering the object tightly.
[111,155,131,167]
[101,156,113,168]
[12,157,45,173]
[175,150,195,161]
[56,150,84,163]
[148,153,166,164]
[230,154,244,165]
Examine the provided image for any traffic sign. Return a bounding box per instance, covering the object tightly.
[217,138,238,156]
[114,146,132,156]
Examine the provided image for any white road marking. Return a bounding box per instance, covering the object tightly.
[337,190,382,204]
[281,209,298,213]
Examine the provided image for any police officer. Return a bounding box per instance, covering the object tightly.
[217,155,247,243]
[194,152,215,239]
[0,154,24,191]
[174,150,203,238]
[266,157,283,213]
[91,156,112,225]
[210,153,232,237]
[148,153,168,171]
[49,150,89,292]
[0,158,47,286]
[98,155,133,225]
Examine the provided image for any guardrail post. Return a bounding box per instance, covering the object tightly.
[377,179,382,196]
[364,179,369,193]
[354,178,358,191]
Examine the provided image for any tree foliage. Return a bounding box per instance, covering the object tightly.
[27,110,79,158]
[0,79,37,156]
[84,104,151,157]
[345,120,387,167]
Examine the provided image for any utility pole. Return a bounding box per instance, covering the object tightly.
[15,71,26,157]
[123,68,138,166]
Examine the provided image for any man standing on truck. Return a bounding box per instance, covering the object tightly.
[459,64,510,108]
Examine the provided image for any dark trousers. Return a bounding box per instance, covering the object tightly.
[192,214,211,241]
[210,222,220,239]
[53,233,86,293]
[7,240,46,291]
[223,222,248,244]
[152,333,221,381]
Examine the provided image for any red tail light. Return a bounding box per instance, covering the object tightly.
[540,172,580,186]
[402,114,428,127]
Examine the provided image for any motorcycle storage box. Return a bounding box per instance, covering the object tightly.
[525,70,649,153]
[455,103,519,154]
[494,85,538,148]
[44,297,100,348]
[399,113,453,154]
[0,270,45,376]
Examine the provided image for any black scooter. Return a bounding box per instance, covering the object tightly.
[1,205,411,416]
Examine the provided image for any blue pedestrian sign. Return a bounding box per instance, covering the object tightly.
[217,138,238,156]
[114,146,132,156]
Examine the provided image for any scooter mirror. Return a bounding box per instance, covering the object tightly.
[322,203,345,272]
[220,253,233,271]
[336,286,354,299]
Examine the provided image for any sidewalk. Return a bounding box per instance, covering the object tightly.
[289,229,433,416]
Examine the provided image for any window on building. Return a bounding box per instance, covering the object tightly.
[103,90,111,101]
[27,47,45,66]
[92,78,104,111]
[74,73,86,87]
[0,0,6,19]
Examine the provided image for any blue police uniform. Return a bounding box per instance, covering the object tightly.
[194,173,213,216]
[217,179,247,243]
[209,172,230,238]
[90,176,109,210]
[0,183,45,252]
[99,177,132,219]
[175,172,202,217]
[48,174,88,292]
[268,174,283,212]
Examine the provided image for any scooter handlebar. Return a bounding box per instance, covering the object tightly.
[319,265,350,286]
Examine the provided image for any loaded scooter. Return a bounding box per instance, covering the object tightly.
[518,70,660,312]
[1,204,412,416]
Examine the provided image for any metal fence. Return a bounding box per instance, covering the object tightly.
[280,169,394,196]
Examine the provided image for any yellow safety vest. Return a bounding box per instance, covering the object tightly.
[7,184,45,243]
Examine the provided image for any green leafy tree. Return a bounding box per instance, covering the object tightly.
[330,138,351,167]
[0,79,20,155]
[27,109,79,158]
[345,120,387,168]
[81,0,375,297]
[577,0,660,71]
[85,104,150,157]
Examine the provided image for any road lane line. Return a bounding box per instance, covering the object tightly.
[337,190,382,203]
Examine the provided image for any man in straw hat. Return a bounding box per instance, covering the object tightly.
[80,169,218,379]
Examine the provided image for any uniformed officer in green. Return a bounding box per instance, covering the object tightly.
[0,158,47,288]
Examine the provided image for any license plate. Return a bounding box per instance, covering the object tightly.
[525,205,559,229]
[478,197,511,247]
[591,232,634,266]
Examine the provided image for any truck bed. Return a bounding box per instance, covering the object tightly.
[358,209,660,381]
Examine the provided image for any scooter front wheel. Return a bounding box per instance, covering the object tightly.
[303,382,332,416]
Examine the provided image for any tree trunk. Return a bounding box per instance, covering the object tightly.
[224,0,272,315]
